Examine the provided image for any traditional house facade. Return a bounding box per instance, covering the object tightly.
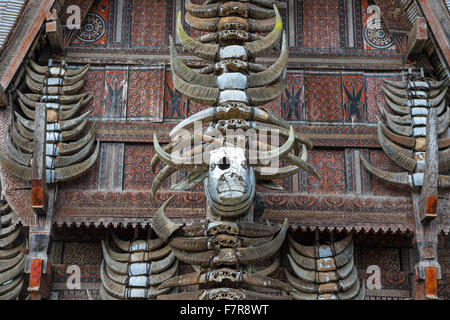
[0,0,448,300]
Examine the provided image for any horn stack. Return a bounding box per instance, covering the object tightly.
[100,233,179,300]
[360,71,450,188]
[0,199,27,300]
[0,59,99,183]
[286,234,365,300]
[147,0,319,300]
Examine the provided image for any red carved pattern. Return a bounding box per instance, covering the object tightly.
[366,76,384,122]
[127,67,165,119]
[261,96,282,117]
[361,247,402,272]
[361,0,397,51]
[282,72,304,121]
[104,69,128,118]
[303,0,340,49]
[305,74,343,121]
[53,265,99,283]
[72,0,109,45]
[131,0,167,46]
[188,99,208,117]
[123,144,158,190]
[164,70,189,119]
[374,0,411,30]
[60,161,99,191]
[307,150,346,194]
[81,69,105,116]
[360,270,409,291]
[62,242,103,265]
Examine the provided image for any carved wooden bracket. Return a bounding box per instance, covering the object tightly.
[45,9,64,51]
[406,17,428,60]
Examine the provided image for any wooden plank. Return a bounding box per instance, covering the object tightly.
[45,10,64,51]
[31,103,47,215]
[64,51,406,71]
[419,108,439,222]
[418,0,450,67]
[406,17,428,59]
[0,0,56,90]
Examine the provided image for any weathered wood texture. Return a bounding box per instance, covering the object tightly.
[418,0,450,67]
[0,0,56,90]
[406,17,428,59]
[31,103,47,214]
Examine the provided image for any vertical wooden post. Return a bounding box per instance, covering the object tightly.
[32,103,48,215]
[26,186,56,300]
[412,108,441,299]
[419,108,439,222]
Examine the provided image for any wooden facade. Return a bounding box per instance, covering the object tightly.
[0,0,448,300]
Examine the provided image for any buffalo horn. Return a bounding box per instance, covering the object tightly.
[176,12,218,60]
[248,31,288,88]
[151,195,182,241]
[170,36,216,88]
[54,142,99,182]
[238,219,288,265]
[378,123,416,171]
[246,5,283,57]
[359,154,410,186]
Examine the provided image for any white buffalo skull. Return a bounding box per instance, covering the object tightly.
[205,147,255,216]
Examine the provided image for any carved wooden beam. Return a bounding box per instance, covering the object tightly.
[31,103,48,215]
[0,0,56,91]
[417,0,450,67]
[418,108,439,223]
[45,9,64,51]
[28,258,52,300]
[410,109,441,299]
[406,17,428,60]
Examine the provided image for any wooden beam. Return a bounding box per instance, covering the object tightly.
[45,9,64,51]
[31,103,47,215]
[0,84,7,107]
[419,108,439,222]
[64,50,407,71]
[406,17,428,59]
[27,258,52,300]
[0,0,56,91]
[418,0,450,67]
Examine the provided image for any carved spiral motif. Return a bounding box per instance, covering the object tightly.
[76,13,106,43]
[363,21,394,49]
